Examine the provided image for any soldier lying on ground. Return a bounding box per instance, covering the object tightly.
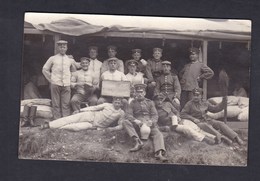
[153,93,216,145]
[180,88,244,145]
[41,97,124,132]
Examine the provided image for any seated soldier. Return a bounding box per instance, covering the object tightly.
[181,88,244,145]
[125,49,148,75]
[126,59,145,103]
[41,97,125,132]
[70,57,99,112]
[233,81,247,97]
[23,75,42,100]
[153,93,216,145]
[155,60,181,110]
[98,58,128,104]
[100,45,124,74]
[122,84,168,162]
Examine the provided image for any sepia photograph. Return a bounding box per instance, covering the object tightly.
[19,12,251,166]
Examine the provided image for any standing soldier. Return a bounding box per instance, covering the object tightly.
[88,46,102,88]
[42,40,77,119]
[123,84,168,162]
[146,47,164,99]
[179,47,214,108]
[155,60,181,110]
[100,45,124,74]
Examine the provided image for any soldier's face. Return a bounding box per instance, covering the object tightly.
[154,98,164,108]
[162,64,171,74]
[89,49,98,59]
[128,65,137,74]
[81,60,90,71]
[108,49,117,58]
[192,93,202,102]
[132,53,141,61]
[190,52,198,62]
[108,61,117,71]
[113,100,122,110]
[153,51,162,60]
[58,45,68,55]
[135,91,146,100]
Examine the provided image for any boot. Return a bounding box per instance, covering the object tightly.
[130,137,143,152]
[28,106,37,127]
[214,134,222,144]
[202,136,215,145]
[155,150,168,162]
[234,136,244,145]
[21,105,30,127]
[221,135,233,146]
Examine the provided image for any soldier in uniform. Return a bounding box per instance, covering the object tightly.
[100,45,124,74]
[123,84,168,162]
[155,60,181,110]
[70,57,99,112]
[179,47,214,108]
[180,88,244,145]
[145,47,164,99]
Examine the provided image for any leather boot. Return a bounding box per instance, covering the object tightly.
[202,136,215,145]
[214,134,222,144]
[155,150,168,162]
[234,136,244,145]
[21,105,30,127]
[221,135,233,145]
[130,137,143,152]
[28,106,37,127]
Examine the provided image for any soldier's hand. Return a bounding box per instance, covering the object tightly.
[146,120,153,127]
[140,59,147,66]
[193,119,200,124]
[150,81,156,87]
[134,119,142,127]
[173,98,180,105]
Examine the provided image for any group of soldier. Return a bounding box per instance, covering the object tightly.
[39,40,244,162]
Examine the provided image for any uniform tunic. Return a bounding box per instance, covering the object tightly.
[155,73,181,100]
[146,58,163,82]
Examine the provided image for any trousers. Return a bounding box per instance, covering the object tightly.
[123,119,166,153]
[180,90,193,110]
[50,84,71,119]
[71,93,98,111]
[49,111,95,131]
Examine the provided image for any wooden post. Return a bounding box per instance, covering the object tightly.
[53,34,60,55]
[202,40,208,101]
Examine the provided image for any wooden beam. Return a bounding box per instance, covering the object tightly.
[202,40,208,100]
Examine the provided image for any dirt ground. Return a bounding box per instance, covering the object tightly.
[18,126,248,166]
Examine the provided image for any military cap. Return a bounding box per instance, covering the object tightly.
[134,84,147,92]
[161,60,171,65]
[131,49,142,54]
[88,46,98,51]
[107,45,117,51]
[57,40,68,45]
[113,97,123,102]
[107,57,118,63]
[127,59,138,66]
[192,87,203,95]
[153,47,163,53]
[189,47,200,54]
[80,57,90,62]
[153,93,166,101]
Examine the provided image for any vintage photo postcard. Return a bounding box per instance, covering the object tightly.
[19,12,251,166]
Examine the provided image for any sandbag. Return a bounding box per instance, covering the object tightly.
[238,97,249,108]
[208,96,239,106]
[237,107,249,122]
[20,105,53,119]
[21,99,52,107]
[207,105,243,119]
